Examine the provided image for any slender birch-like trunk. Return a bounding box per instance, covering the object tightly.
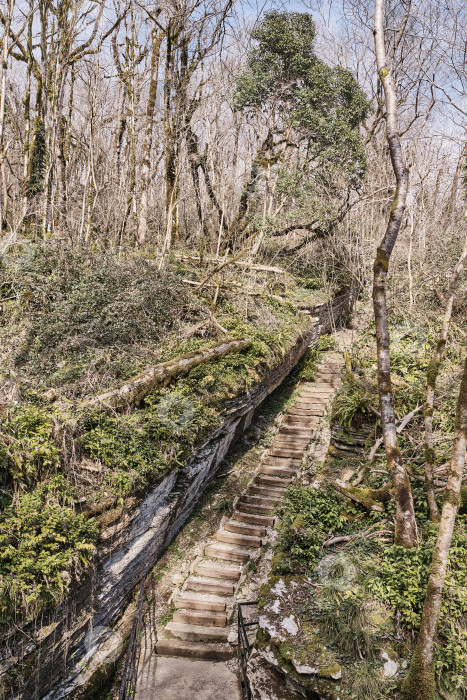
[403,356,467,699]
[0,0,13,235]
[424,230,467,522]
[373,0,418,548]
[137,14,163,246]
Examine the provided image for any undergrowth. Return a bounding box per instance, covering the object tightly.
[261,316,467,697]
[0,243,320,624]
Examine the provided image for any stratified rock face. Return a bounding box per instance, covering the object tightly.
[0,291,353,700]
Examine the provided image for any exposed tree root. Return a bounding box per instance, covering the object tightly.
[334,479,393,512]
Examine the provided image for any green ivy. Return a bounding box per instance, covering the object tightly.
[276,485,347,570]
[366,521,467,691]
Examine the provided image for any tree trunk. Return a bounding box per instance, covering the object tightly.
[21,11,33,222]
[424,230,467,522]
[403,355,467,699]
[373,0,417,548]
[0,0,13,236]
[137,17,163,246]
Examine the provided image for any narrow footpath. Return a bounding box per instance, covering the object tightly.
[135,327,355,700]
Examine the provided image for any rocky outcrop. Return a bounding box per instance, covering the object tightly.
[0,290,354,700]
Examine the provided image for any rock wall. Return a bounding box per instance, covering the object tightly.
[0,290,354,700]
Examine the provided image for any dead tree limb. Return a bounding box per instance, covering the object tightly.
[83,337,252,410]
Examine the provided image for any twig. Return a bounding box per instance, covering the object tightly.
[368,405,421,462]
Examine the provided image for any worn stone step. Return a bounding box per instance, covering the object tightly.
[249,485,285,499]
[173,608,227,628]
[232,510,275,527]
[164,621,229,643]
[155,638,233,661]
[173,594,226,613]
[216,529,262,547]
[237,500,275,515]
[272,441,308,452]
[224,519,267,537]
[285,409,321,417]
[204,543,251,563]
[262,456,301,468]
[288,408,323,417]
[282,417,319,427]
[241,494,281,507]
[269,446,303,461]
[269,448,305,458]
[193,561,241,581]
[279,426,315,437]
[291,399,324,416]
[254,474,291,488]
[185,576,235,596]
[274,435,310,445]
[258,465,296,478]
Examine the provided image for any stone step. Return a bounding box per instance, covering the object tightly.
[216,529,262,547]
[237,500,275,515]
[262,457,301,468]
[293,401,325,409]
[274,435,310,445]
[164,621,229,643]
[269,448,305,458]
[232,510,275,527]
[224,519,267,537]
[248,485,285,499]
[173,594,226,613]
[272,441,309,451]
[173,608,228,628]
[288,408,323,417]
[241,494,281,507]
[279,426,315,437]
[155,638,233,661]
[204,543,251,563]
[193,561,241,581]
[185,576,235,596]
[254,474,291,487]
[282,417,319,427]
[284,410,321,418]
[258,465,296,478]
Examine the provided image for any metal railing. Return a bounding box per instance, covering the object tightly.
[237,601,258,700]
[118,567,148,700]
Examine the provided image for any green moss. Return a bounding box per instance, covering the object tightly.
[426,360,441,388]
[402,652,435,700]
[0,475,97,625]
[374,247,389,272]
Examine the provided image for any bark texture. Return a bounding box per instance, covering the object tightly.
[373,0,417,548]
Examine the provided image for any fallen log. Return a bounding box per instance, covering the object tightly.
[176,253,285,274]
[83,337,252,410]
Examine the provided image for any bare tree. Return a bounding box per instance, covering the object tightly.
[373,0,417,547]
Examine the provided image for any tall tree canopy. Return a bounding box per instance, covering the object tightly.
[230,11,370,248]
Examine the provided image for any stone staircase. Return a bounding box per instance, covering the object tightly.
[154,352,345,662]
